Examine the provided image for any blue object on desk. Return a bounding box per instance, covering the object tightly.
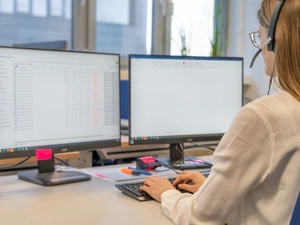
[120,80,129,119]
[128,167,152,175]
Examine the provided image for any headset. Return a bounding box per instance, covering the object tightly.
[250,0,286,94]
[250,0,286,68]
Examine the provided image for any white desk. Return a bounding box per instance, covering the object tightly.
[0,164,177,225]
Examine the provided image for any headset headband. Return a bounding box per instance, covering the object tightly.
[267,0,285,51]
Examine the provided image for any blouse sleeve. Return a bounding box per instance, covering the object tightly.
[160,103,275,225]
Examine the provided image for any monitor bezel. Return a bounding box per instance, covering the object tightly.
[128,54,244,145]
[0,46,121,160]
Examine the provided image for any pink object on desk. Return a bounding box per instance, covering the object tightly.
[95,173,106,179]
[36,148,52,161]
[137,156,158,170]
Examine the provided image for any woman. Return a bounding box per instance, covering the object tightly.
[140,0,300,224]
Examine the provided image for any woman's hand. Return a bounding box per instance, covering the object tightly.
[140,176,176,202]
[172,171,206,193]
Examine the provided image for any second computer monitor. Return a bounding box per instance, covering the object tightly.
[129,55,243,159]
[0,46,120,185]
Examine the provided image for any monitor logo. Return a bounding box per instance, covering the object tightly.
[61,148,68,152]
[187,138,193,142]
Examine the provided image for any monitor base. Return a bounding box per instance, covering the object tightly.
[18,170,92,186]
[155,156,212,170]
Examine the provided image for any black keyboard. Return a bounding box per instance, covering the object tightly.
[115,177,191,201]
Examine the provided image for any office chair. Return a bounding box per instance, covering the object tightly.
[120,79,129,120]
[290,192,300,225]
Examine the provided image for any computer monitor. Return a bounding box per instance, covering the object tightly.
[129,55,243,168]
[0,46,121,185]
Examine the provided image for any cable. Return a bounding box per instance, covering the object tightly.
[154,158,181,174]
[0,157,31,171]
[267,75,274,95]
[267,60,276,95]
[184,143,217,151]
[54,157,69,166]
[0,156,70,172]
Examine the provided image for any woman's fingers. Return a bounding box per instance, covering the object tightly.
[173,172,197,186]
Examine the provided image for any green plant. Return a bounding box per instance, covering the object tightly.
[179,28,189,56]
[210,4,224,57]
[171,19,190,56]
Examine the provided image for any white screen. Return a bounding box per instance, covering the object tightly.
[130,56,243,141]
[0,47,120,150]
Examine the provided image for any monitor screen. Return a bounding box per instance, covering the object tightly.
[129,55,243,166]
[0,46,121,160]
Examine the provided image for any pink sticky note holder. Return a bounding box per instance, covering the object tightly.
[136,156,159,170]
[36,149,55,173]
[36,148,53,161]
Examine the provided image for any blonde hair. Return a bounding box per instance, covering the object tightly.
[258,0,300,100]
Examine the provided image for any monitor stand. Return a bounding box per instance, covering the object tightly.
[155,143,212,170]
[17,155,91,186]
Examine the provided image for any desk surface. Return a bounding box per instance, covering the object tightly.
[0,164,178,225]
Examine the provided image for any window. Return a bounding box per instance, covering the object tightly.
[171,0,215,56]
[50,0,64,17]
[95,0,153,56]
[32,0,47,17]
[0,0,216,58]
[0,0,14,14]
[0,0,72,48]
[17,0,30,13]
[96,0,130,25]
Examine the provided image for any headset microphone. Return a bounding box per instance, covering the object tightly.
[250,37,272,68]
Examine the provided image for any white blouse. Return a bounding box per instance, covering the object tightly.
[160,91,300,225]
